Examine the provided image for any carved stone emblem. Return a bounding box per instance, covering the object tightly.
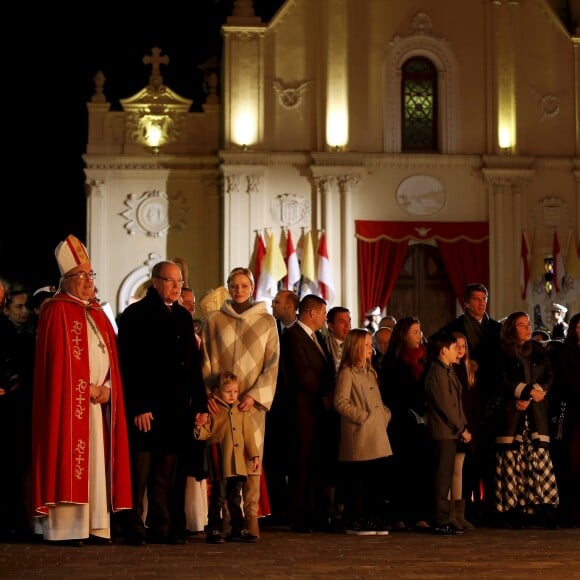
[120,190,187,237]
[395,175,446,216]
[272,79,311,111]
[271,193,310,226]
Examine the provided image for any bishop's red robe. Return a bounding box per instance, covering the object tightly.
[31,292,132,516]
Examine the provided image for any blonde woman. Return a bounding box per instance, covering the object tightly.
[334,329,392,535]
[201,267,279,539]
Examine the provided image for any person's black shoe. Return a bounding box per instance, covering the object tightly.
[47,539,85,547]
[85,534,113,545]
[537,506,558,530]
[124,532,147,546]
[147,532,184,545]
[507,509,527,530]
[206,530,225,544]
[432,524,463,535]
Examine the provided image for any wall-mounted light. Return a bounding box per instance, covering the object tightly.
[544,255,554,296]
[233,111,256,149]
[138,114,174,154]
[498,126,512,154]
[326,110,348,151]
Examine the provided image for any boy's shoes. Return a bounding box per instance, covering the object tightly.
[228,528,259,542]
[206,530,225,544]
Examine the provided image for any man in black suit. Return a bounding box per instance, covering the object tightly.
[281,294,337,533]
[263,290,299,526]
[117,260,208,545]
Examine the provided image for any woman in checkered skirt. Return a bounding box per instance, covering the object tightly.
[494,312,559,529]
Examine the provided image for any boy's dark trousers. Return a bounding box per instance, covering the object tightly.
[208,476,245,533]
[432,439,457,525]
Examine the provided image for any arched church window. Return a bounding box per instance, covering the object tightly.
[401,57,438,152]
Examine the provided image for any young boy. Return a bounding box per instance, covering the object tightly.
[194,371,260,543]
[424,331,472,535]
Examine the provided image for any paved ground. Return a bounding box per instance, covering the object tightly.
[1,526,579,579]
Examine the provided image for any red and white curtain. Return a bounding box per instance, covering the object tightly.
[355,220,490,317]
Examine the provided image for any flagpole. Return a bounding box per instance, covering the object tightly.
[298,226,306,299]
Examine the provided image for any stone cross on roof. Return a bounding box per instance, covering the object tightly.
[143,47,169,88]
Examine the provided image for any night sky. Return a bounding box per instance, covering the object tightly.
[2,0,284,291]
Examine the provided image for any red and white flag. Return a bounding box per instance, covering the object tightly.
[298,230,318,297]
[520,231,530,301]
[553,230,564,294]
[316,231,335,305]
[249,231,266,300]
[284,229,300,291]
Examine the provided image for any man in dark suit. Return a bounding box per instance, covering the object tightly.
[281,294,337,533]
[263,290,299,526]
[439,282,502,525]
[117,260,208,545]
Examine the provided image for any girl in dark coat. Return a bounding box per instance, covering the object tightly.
[379,317,432,532]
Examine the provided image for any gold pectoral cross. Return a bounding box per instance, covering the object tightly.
[86,313,106,354]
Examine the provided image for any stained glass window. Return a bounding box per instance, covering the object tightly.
[402,57,437,151]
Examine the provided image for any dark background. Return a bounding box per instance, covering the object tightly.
[2,0,284,292]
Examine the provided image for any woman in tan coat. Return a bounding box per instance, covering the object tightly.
[334,329,392,535]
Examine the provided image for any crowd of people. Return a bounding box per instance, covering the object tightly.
[1,240,579,546]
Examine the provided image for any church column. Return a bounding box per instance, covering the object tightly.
[483,165,533,316]
[222,171,246,280]
[222,8,265,149]
[221,155,265,281]
[575,162,580,235]
[574,36,580,155]
[325,0,349,150]
[487,174,509,317]
[490,0,520,153]
[313,175,334,233]
[312,175,337,302]
[85,179,107,288]
[337,174,361,318]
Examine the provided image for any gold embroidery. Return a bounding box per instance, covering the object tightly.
[74,379,88,419]
[71,319,84,360]
[74,439,86,480]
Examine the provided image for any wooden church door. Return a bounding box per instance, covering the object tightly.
[387,243,457,337]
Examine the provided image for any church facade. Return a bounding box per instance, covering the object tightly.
[83,0,579,329]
